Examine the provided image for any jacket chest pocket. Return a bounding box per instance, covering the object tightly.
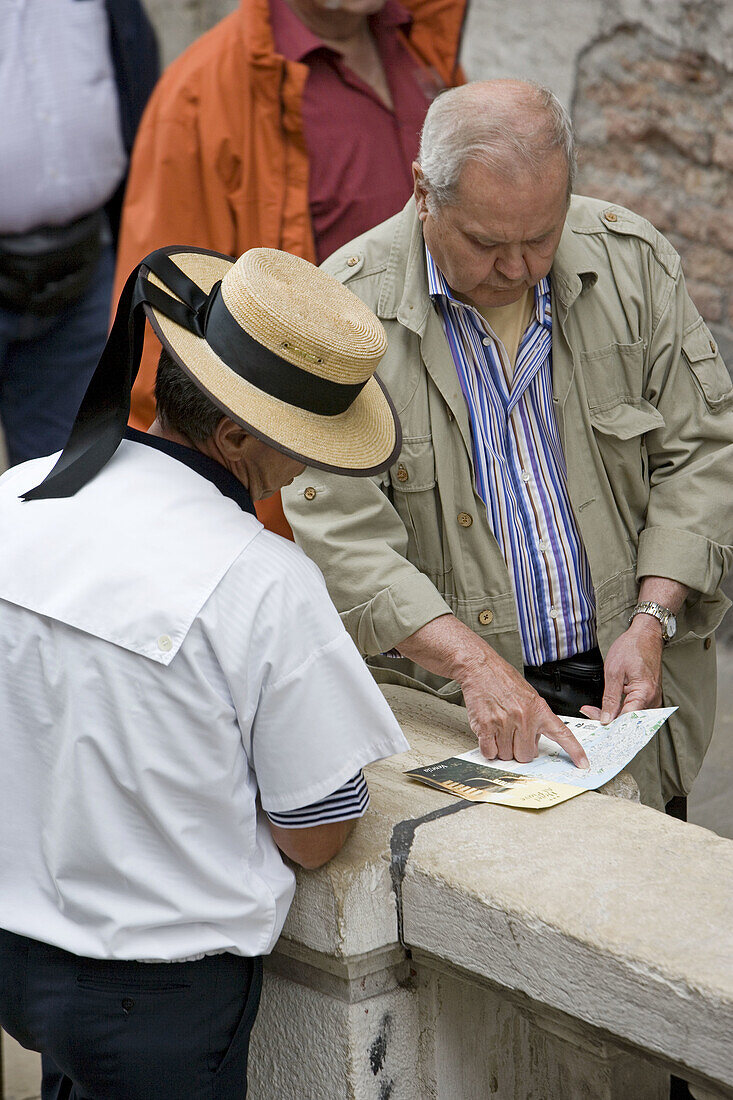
[389,440,446,577]
[682,318,733,411]
[581,340,664,524]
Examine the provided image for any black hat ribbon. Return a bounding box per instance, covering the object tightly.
[21,248,366,502]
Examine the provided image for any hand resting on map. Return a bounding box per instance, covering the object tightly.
[396,614,590,769]
[580,577,686,725]
[580,617,663,724]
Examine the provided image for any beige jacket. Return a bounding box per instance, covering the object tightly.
[283,196,733,807]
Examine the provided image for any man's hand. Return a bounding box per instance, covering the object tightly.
[581,616,663,724]
[460,647,590,768]
[396,614,589,769]
[580,575,686,724]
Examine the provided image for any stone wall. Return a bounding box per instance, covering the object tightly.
[144,0,237,67]
[246,686,733,1100]
[573,22,733,366]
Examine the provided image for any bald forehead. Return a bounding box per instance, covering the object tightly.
[456,147,570,208]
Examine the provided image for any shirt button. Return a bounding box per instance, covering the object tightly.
[396,464,409,483]
[304,486,317,500]
[346,256,359,267]
[457,512,473,527]
[482,337,491,347]
[538,539,548,552]
[549,608,559,620]
[157,635,172,652]
[604,210,618,222]
[478,609,494,626]
[520,470,531,483]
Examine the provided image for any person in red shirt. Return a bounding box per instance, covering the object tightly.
[114,0,465,537]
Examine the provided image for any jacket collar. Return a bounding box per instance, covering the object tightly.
[551,214,599,312]
[378,201,473,452]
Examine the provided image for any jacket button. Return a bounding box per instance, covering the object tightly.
[347,256,359,267]
[704,637,712,650]
[478,609,493,626]
[396,464,409,482]
[604,210,618,222]
[457,512,473,527]
[710,340,717,355]
[304,486,317,500]
[157,635,172,652]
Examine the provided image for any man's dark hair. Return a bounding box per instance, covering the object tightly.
[154,348,224,442]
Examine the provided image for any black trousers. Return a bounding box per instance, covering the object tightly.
[0,928,262,1100]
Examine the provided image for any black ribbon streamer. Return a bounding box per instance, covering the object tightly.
[21,248,367,502]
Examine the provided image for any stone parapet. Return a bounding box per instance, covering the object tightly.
[248,686,733,1099]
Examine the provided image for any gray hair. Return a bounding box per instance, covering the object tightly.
[155,348,224,442]
[418,80,576,209]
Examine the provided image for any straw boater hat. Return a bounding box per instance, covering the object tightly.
[23,246,401,502]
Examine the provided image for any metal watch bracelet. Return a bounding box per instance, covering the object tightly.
[629,601,677,643]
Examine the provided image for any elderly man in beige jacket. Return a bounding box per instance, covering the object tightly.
[283,80,733,813]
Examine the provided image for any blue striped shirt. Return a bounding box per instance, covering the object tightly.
[426,250,596,665]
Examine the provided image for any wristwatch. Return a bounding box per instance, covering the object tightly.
[629,601,677,643]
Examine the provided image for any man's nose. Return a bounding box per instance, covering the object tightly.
[495,245,527,281]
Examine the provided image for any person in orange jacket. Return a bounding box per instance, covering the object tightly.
[113,0,465,537]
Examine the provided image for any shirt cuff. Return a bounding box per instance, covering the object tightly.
[636,526,729,595]
[266,771,369,829]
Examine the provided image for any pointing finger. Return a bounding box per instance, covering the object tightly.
[543,716,590,770]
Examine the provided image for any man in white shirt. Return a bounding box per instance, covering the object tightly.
[0,245,410,1098]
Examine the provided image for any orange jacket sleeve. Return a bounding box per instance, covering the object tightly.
[113,110,239,431]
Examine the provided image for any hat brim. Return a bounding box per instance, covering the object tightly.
[142,247,401,476]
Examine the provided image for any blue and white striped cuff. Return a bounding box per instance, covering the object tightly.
[266,771,369,829]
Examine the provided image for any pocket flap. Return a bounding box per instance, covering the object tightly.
[390,440,436,492]
[589,399,665,440]
[682,318,733,409]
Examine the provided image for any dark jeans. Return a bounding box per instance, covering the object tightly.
[0,928,262,1099]
[0,242,114,467]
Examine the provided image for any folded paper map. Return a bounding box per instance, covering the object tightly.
[405,708,677,810]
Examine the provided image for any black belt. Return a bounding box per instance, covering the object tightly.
[524,646,604,718]
[0,208,105,315]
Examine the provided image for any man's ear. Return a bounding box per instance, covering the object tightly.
[412,162,429,222]
[213,417,249,461]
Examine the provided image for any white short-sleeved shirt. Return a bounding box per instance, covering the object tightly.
[0,440,408,961]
